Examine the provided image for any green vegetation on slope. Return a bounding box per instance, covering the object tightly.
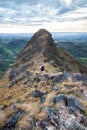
[0,37,28,75]
[56,41,87,65]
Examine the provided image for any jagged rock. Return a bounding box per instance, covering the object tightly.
[30,117,36,128]
[46,108,57,115]
[3,111,24,130]
[32,90,44,98]
[47,114,60,128]
[11,103,17,110]
[35,73,42,83]
[52,87,59,92]
[7,95,12,100]
[64,84,73,89]
[9,63,30,81]
[9,78,17,88]
[20,62,30,69]
[1,105,8,111]
[53,94,67,105]
[21,71,30,79]
[73,73,87,81]
[9,69,16,81]
[69,121,87,130]
[80,116,87,127]
[62,71,73,81]
[52,75,60,85]
[38,120,47,129]
[40,96,46,103]
[43,74,49,81]
[68,95,84,111]
[49,60,57,67]
[51,74,68,85]
[68,107,76,114]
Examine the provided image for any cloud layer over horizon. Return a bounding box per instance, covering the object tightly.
[0,0,87,33]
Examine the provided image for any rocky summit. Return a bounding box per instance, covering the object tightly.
[0,29,87,130]
[14,29,87,74]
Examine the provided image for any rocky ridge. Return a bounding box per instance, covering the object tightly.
[14,29,87,74]
[0,29,87,130]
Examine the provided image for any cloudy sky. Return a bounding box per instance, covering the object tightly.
[0,0,87,33]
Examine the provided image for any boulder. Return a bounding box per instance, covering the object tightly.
[46,107,57,115]
[43,74,49,81]
[40,96,46,103]
[53,94,67,105]
[1,105,8,111]
[32,90,44,98]
[9,69,16,81]
[3,111,23,130]
[7,95,12,100]
[69,121,87,130]
[51,74,63,85]
[67,95,84,111]
[49,60,57,67]
[35,73,42,83]
[21,71,30,79]
[62,71,73,81]
[80,116,87,127]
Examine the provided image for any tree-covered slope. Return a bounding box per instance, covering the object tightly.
[56,41,87,65]
[0,35,29,75]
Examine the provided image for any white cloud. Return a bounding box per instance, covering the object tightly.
[0,0,87,32]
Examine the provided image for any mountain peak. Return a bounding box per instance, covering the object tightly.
[14,29,87,74]
[29,28,53,47]
[33,29,51,38]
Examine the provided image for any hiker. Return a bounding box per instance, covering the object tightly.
[40,66,45,71]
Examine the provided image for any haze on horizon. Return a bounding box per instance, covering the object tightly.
[0,0,87,33]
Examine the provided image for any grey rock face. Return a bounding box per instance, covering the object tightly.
[32,90,44,98]
[62,71,73,81]
[9,69,16,81]
[69,121,87,130]
[49,60,57,67]
[80,116,87,127]
[53,94,67,105]
[7,95,12,100]
[68,95,84,111]
[52,75,61,85]
[43,74,49,81]
[3,111,23,130]
[9,63,30,81]
[1,104,8,111]
[46,107,57,115]
[40,96,46,103]
[35,73,42,83]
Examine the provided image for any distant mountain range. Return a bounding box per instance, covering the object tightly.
[0,32,87,75]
